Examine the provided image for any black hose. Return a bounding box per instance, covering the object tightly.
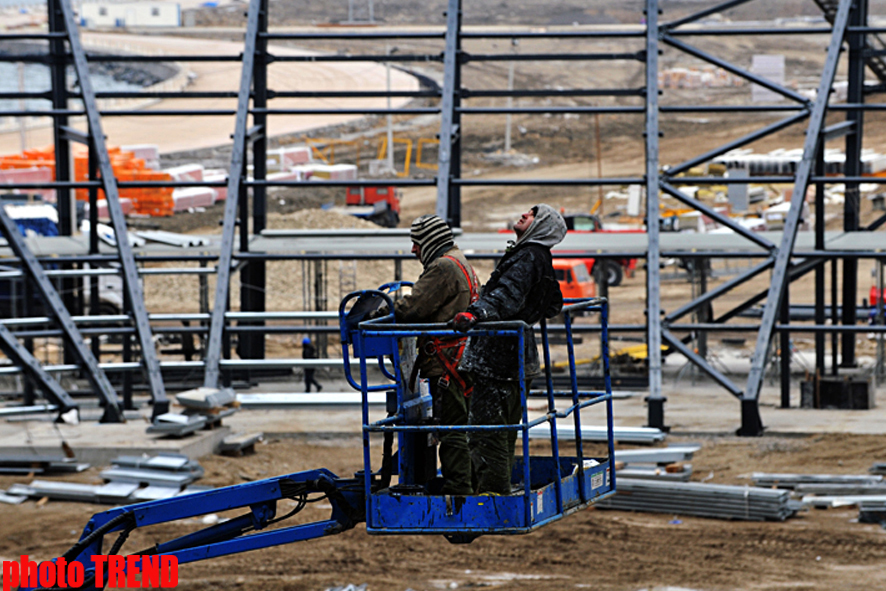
[61,512,134,563]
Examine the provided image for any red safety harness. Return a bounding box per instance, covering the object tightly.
[424,255,480,396]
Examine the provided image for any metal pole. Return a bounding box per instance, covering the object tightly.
[239,0,269,365]
[435,0,462,227]
[17,62,26,152]
[878,258,885,382]
[743,0,853,433]
[386,46,395,174]
[831,260,839,376]
[780,281,790,408]
[814,146,826,374]
[204,0,262,388]
[505,40,517,152]
[840,0,867,368]
[644,0,665,430]
[595,113,603,212]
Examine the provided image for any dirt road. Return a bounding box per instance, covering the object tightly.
[0,32,418,156]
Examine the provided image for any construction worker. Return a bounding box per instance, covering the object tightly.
[302,337,323,392]
[454,204,566,494]
[392,214,480,496]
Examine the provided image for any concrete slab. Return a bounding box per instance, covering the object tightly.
[0,418,230,465]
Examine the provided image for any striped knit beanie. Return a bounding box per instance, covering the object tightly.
[410,214,454,266]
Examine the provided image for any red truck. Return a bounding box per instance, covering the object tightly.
[558,213,639,287]
[345,186,401,228]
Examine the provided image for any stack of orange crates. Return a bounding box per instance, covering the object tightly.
[0,145,175,216]
[0,147,57,178]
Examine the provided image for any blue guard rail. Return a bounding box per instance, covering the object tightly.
[19,288,615,590]
[339,284,616,540]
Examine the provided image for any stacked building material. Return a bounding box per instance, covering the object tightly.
[148,387,239,436]
[528,424,666,444]
[0,145,174,216]
[267,146,311,171]
[858,500,886,524]
[869,461,886,475]
[751,473,883,489]
[172,187,217,211]
[597,479,800,521]
[802,494,886,509]
[294,163,358,181]
[219,432,264,457]
[0,454,89,476]
[612,445,700,482]
[2,454,206,505]
[121,144,160,171]
[0,166,55,202]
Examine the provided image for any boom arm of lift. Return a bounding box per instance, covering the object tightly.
[22,470,367,591]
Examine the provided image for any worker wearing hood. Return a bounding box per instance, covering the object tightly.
[453,203,566,494]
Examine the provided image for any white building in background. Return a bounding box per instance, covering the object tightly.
[80,2,181,28]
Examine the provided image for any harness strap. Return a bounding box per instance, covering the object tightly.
[428,255,480,396]
[443,254,480,304]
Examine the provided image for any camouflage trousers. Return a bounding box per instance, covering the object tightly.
[430,376,473,495]
[467,375,526,495]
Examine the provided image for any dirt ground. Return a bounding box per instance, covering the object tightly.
[2,433,886,591]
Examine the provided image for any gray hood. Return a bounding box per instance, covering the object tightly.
[515,203,567,249]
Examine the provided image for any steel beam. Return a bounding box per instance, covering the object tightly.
[204,0,262,388]
[644,0,664,430]
[662,34,809,104]
[662,0,755,30]
[664,112,809,176]
[0,206,123,422]
[0,323,78,419]
[841,0,867,368]
[57,0,168,418]
[660,182,775,250]
[239,0,269,366]
[664,258,774,323]
[743,0,855,433]
[436,0,462,227]
[662,329,742,398]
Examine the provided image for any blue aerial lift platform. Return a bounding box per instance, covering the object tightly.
[21,288,615,589]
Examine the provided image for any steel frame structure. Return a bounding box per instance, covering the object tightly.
[0,0,885,433]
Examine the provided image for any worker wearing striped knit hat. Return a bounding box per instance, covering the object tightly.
[393,214,480,496]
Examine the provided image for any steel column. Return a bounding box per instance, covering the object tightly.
[841,0,867,368]
[436,0,462,227]
[743,0,855,433]
[204,0,262,388]
[239,0,269,365]
[644,0,664,429]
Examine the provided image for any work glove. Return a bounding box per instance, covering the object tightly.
[453,312,477,333]
[367,304,390,320]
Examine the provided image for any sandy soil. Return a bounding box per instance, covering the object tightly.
[2,433,886,591]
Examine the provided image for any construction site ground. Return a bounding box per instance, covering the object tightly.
[2,388,886,591]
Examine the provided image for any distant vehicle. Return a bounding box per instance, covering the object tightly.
[558,212,640,287]
[552,258,596,300]
[344,185,401,228]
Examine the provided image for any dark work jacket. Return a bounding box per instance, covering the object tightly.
[458,242,563,380]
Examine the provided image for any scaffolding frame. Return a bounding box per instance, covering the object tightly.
[0,0,883,432]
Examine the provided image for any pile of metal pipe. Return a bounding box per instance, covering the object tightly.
[596,478,800,521]
[528,424,666,444]
[751,472,883,489]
